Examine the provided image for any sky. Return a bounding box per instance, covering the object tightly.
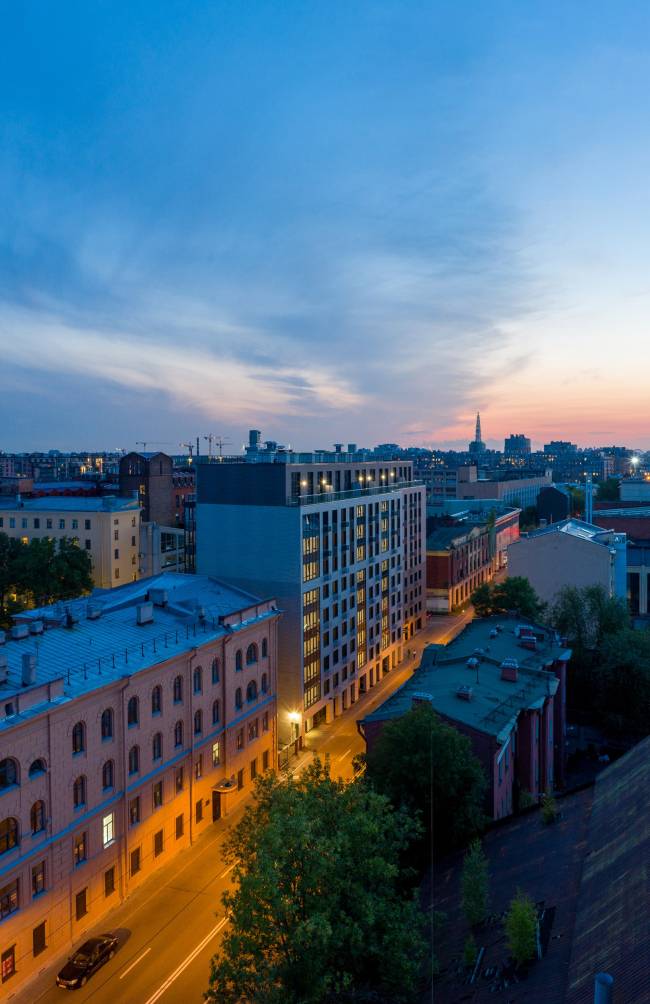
[1,0,650,454]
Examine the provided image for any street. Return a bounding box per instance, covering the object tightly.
[16,610,471,1004]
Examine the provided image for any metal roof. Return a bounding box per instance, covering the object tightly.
[0,497,139,513]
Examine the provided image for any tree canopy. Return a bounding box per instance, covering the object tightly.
[356,703,488,858]
[594,628,650,736]
[595,478,620,502]
[206,758,427,1004]
[0,532,93,629]
[470,576,546,622]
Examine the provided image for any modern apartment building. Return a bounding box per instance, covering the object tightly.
[0,573,278,994]
[196,433,426,744]
[0,497,142,590]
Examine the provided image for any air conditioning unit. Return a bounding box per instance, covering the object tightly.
[137,602,154,626]
[87,604,102,620]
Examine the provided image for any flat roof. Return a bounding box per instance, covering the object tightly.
[0,497,139,513]
[364,617,568,743]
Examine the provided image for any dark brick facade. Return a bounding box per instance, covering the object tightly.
[119,452,174,526]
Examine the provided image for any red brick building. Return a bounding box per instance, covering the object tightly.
[426,523,492,613]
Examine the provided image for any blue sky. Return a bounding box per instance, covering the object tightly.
[2,1,650,453]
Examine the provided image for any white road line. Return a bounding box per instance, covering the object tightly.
[143,918,227,1004]
[119,947,151,979]
[336,748,352,761]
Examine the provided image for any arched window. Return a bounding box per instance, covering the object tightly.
[173,676,183,703]
[174,721,183,747]
[28,759,46,778]
[101,708,113,740]
[212,700,220,725]
[152,733,162,761]
[235,650,242,672]
[261,673,268,693]
[193,667,202,693]
[246,680,257,702]
[127,696,139,726]
[211,658,220,684]
[246,644,258,665]
[102,760,114,790]
[72,722,85,755]
[0,818,18,855]
[0,759,17,790]
[194,710,202,735]
[262,638,268,658]
[30,801,45,834]
[152,685,162,715]
[73,776,86,809]
[235,688,242,710]
[128,746,140,775]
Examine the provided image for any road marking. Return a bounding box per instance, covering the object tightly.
[119,947,151,979]
[336,748,351,761]
[143,917,227,1004]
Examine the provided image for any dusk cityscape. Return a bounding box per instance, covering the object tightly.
[1,3,649,1004]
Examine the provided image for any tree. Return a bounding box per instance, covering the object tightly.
[462,933,478,969]
[470,582,492,618]
[460,840,490,925]
[0,533,25,630]
[357,703,488,858]
[505,889,537,965]
[540,792,558,824]
[568,487,585,517]
[15,536,93,605]
[594,628,650,736]
[470,576,546,622]
[519,506,538,530]
[595,478,620,502]
[205,758,427,1004]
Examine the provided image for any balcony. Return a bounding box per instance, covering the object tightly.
[287,481,422,507]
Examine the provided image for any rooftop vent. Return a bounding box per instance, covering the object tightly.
[11,625,29,641]
[86,604,102,620]
[137,602,154,626]
[29,621,44,635]
[456,684,473,700]
[521,636,537,651]
[22,652,36,687]
[196,605,206,620]
[61,611,78,629]
[150,588,168,607]
[501,659,519,683]
[0,653,7,684]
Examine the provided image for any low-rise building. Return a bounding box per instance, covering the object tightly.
[360,616,570,818]
[0,573,279,994]
[426,522,492,613]
[507,519,627,606]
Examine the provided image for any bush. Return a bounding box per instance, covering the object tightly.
[505,889,537,965]
[518,789,535,809]
[460,840,490,925]
[540,793,558,824]
[462,933,478,969]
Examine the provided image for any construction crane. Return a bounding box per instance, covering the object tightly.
[180,443,194,459]
[135,442,175,452]
[204,435,233,461]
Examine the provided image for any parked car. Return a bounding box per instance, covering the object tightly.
[56,934,118,989]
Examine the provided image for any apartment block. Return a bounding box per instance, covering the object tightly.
[196,433,426,744]
[0,573,278,993]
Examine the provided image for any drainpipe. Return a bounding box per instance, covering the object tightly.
[188,648,198,845]
[594,973,613,1004]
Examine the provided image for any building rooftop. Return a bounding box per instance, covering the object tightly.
[0,573,277,727]
[526,517,620,543]
[425,524,484,550]
[0,496,139,513]
[363,617,568,743]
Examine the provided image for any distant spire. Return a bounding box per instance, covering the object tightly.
[475,411,482,444]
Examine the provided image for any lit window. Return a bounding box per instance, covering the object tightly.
[102,813,114,846]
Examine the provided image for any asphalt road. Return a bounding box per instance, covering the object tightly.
[25,609,471,1004]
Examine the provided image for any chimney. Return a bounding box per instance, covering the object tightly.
[501,659,518,682]
[594,973,613,1004]
[22,652,36,687]
[11,624,29,641]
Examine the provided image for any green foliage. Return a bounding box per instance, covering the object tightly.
[0,534,25,630]
[486,508,496,531]
[595,478,620,502]
[505,889,537,965]
[358,703,488,858]
[540,793,558,824]
[519,505,538,530]
[594,628,650,735]
[518,789,535,809]
[460,840,490,925]
[0,532,93,629]
[205,757,427,1004]
[462,933,478,969]
[568,487,585,515]
[470,576,546,622]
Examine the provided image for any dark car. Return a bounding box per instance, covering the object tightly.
[56,935,118,989]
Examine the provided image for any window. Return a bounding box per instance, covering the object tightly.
[105,867,115,896]
[85,539,91,549]
[261,673,268,693]
[1,944,16,982]
[153,781,163,808]
[72,519,78,530]
[114,529,119,541]
[248,719,258,743]
[173,676,183,703]
[250,757,257,780]
[152,732,162,760]
[28,759,46,778]
[237,769,243,791]
[74,832,86,865]
[129,797,140,825]
[246,644,258,665]
[127,696,139,727]
[115,568,120,579]
[174,721,183,747]
[30,801,45,834]
[102,760,114,790]
[212,742,220,767]
[33,518,40,529]
[211,700,221,726]
[33,920,47,957]
[175,767,184,793]
[128,746,140,775]
[0,879,19,919]
[176,814,184,839]
[131,847,141,875]
[193,666,202,693]
[235,650,242,672]
[194,754,202,779]
[263,750,269,771]
[46,518,52,528]
[246,680,257,702]
[237,728,244,751]
[262,638,268,658]
[196,800,203,823]
[0,759,17,789]
[193,710,202,735]
[132,517,136,527]
[32,861,45,898]
[154,830,163,857]
[85,520,91,530]
[59,519,65,530]
[235,688,242,710]
[73,776,86,809]
[211,658,220,684]
[263,711,269,732]
[0,818,18,855]
[72,722,85,754]
[101,708,113,739]
[151,685,161,715]
[102,813,114,846]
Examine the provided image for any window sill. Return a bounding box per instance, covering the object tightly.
[74,804,86,813]
[0,784,19,797]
